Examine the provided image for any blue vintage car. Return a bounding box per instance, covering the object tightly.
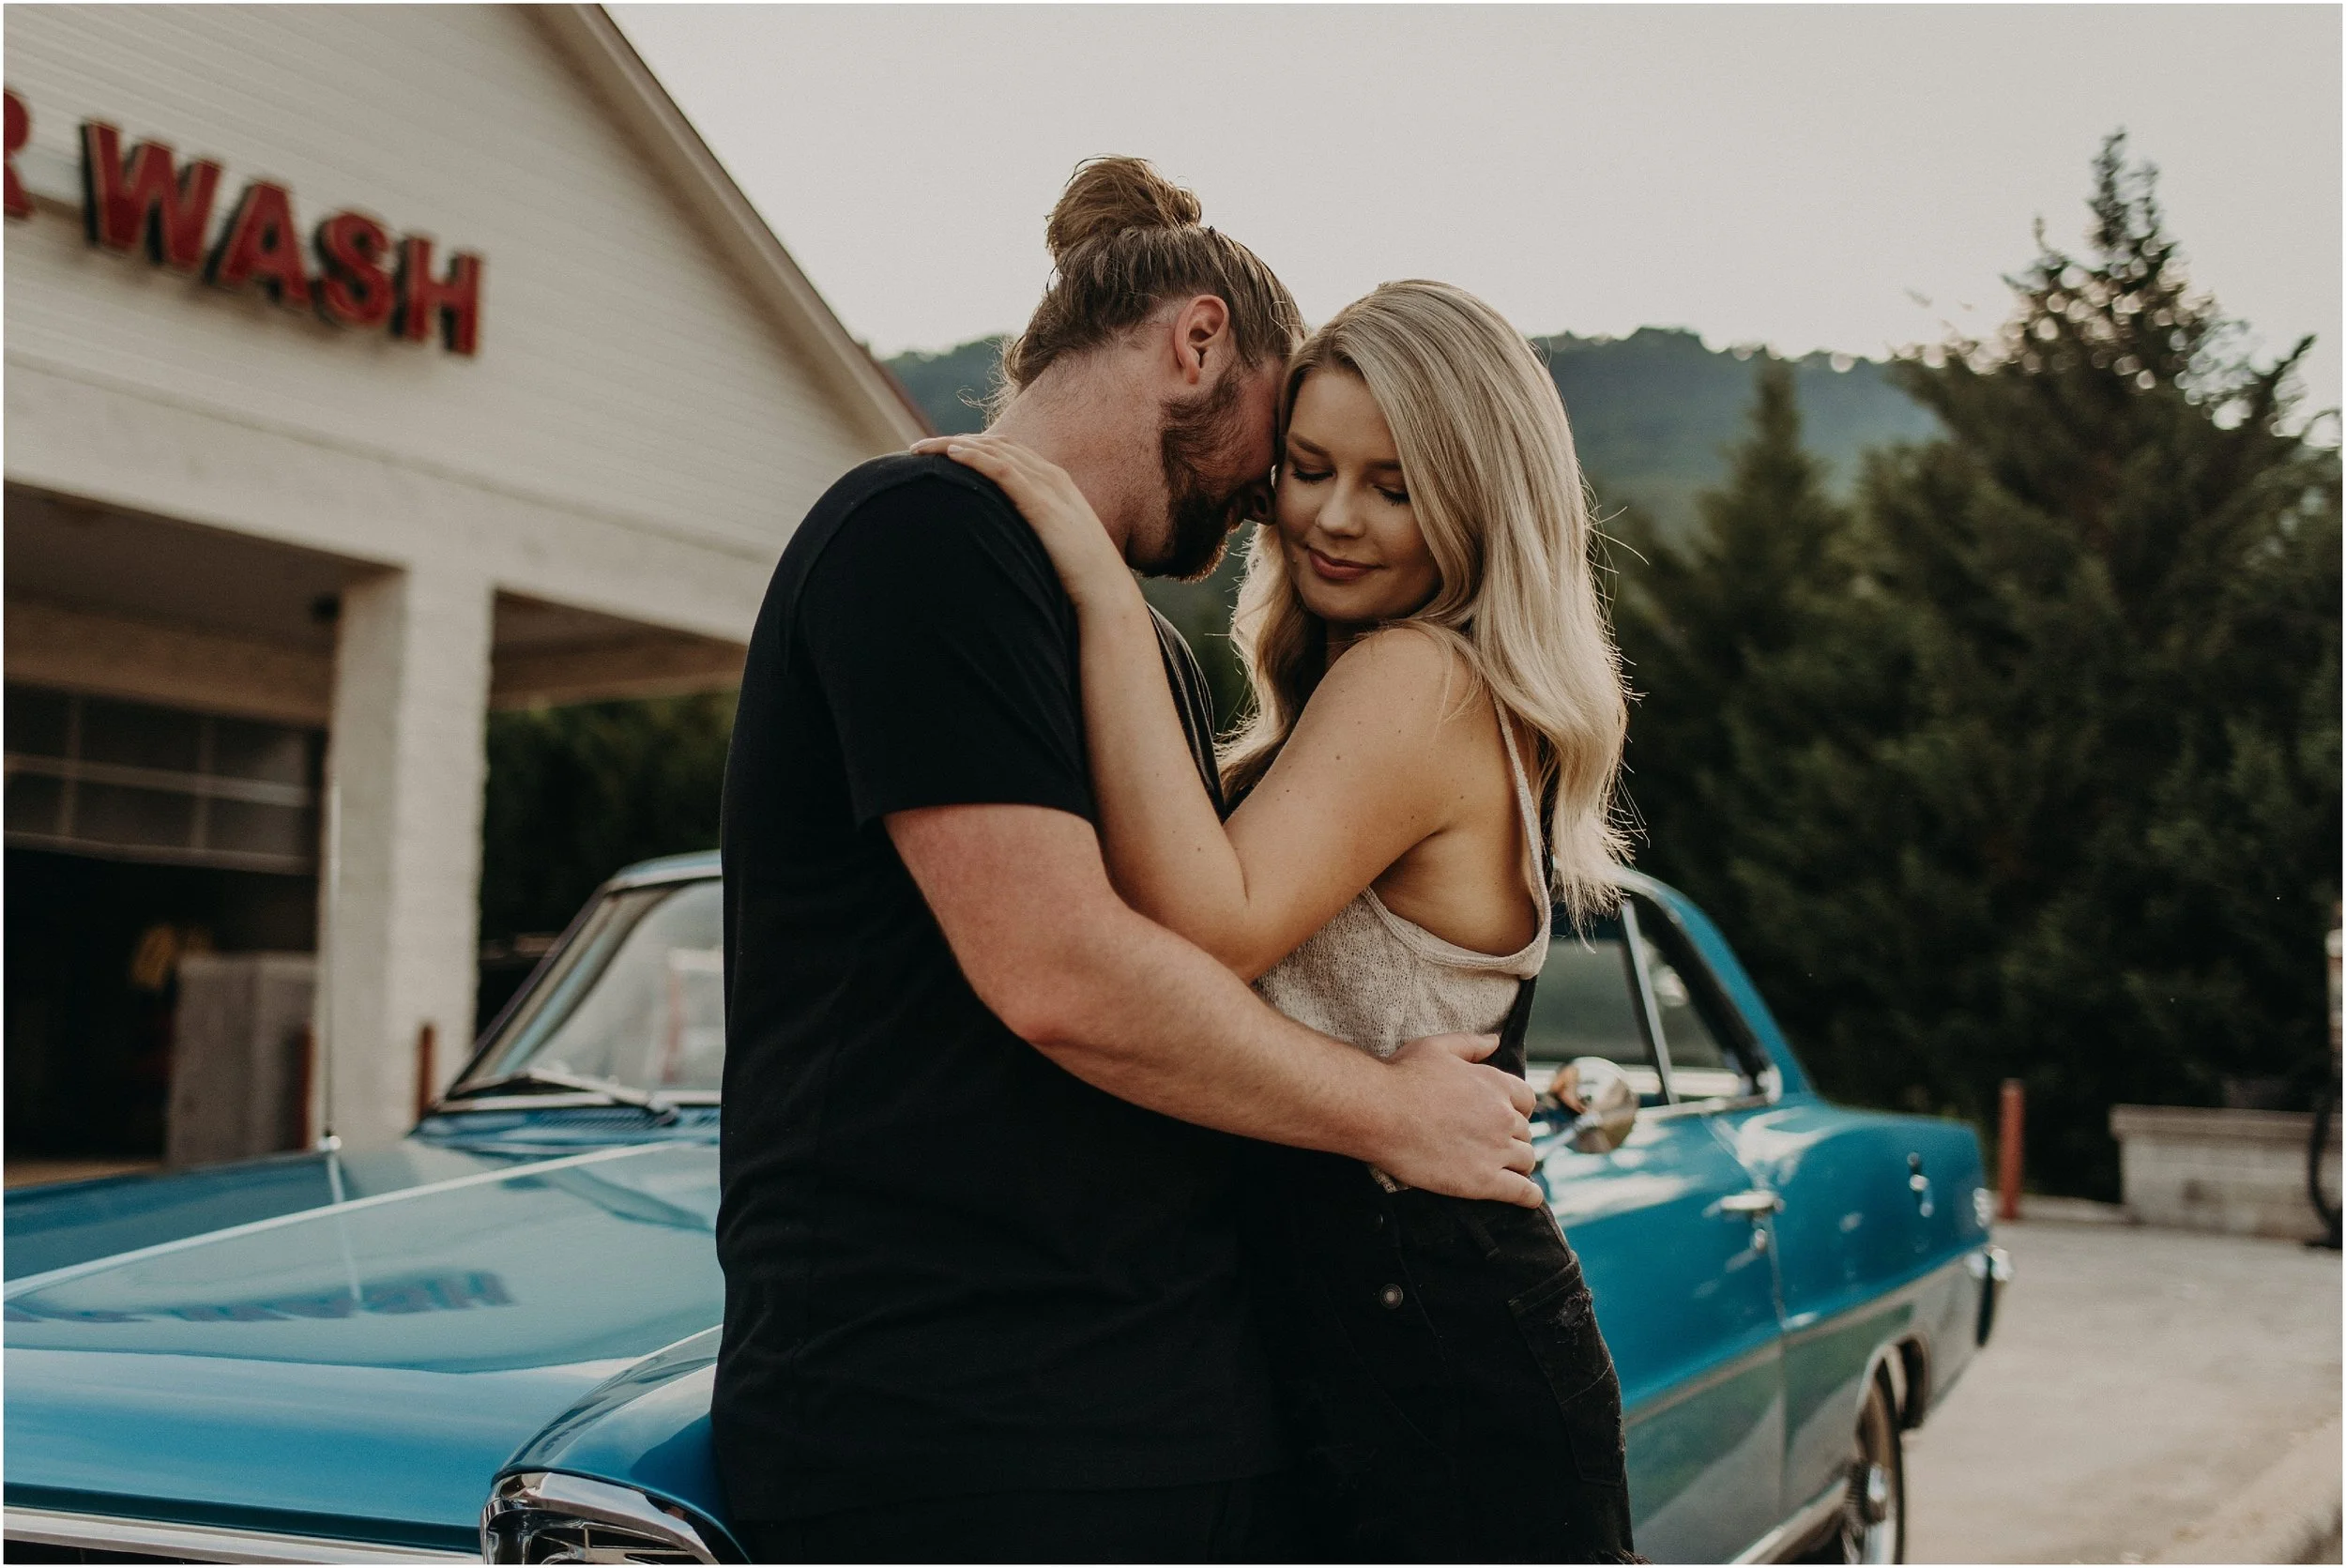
[6,853,2008,1564]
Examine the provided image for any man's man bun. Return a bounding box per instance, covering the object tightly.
[1045,157,1202,263]
[995,156,1302,411]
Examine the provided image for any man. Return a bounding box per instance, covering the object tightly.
[715,158,1539,1561]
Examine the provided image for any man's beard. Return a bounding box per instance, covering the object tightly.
[1149,370,1253,582]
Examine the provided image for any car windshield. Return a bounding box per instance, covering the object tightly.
[455,878,724,1098]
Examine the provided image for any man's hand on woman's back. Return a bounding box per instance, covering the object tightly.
[1380,1032,1544,1207]
[889,799,1545,1208]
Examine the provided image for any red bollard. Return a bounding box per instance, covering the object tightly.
[1997,1079,2025,1223]
[413,1022,438,1123]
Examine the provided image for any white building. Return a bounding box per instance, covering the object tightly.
[4,5,923,1159]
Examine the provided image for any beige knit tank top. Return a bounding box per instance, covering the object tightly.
[1253,701,1550,1059]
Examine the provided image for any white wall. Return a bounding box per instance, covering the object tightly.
[3,3,896,632]
[4,5,911,1149]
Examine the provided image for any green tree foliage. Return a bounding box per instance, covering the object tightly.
[884,339,998,436]
[1616,135,2341,1196]
[478,693,735,942]
[877,330,1938,732]
[887,330,1940,545]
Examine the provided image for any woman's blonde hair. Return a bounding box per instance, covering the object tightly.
[1221,280,1630,925]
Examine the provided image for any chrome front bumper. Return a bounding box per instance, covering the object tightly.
[2,1505,478,1564]
[1966,1242,2016,1345]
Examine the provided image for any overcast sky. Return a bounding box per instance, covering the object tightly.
[612,4,2341,419]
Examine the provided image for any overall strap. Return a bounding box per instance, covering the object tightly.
[1492,698,1553,932]
[1151,608,1227,820]
[1493,971,1538,1082]
[1491,698,1553,1080]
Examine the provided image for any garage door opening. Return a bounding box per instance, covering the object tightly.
[5,684,321,1185]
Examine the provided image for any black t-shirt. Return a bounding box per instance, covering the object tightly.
[712,454,1283,1521]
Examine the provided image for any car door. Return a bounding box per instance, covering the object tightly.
[1526,904,1787,1565]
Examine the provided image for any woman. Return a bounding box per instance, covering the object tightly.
[920,277,1638,1562]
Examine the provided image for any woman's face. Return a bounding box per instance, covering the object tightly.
[1272,368,1440,629]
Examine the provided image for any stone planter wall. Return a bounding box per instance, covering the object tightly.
[2110,1104,2340,1241]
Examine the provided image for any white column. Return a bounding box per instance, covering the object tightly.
[315,563,493,1149]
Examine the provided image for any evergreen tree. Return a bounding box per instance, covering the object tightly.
[1612,361,1924,1123]
[1856,132,2340,1191]
[478,692,735,942]
[1618,133,2340,1196]
[1613,358,1868,917]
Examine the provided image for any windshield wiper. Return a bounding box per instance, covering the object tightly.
[442,1064,680,1124]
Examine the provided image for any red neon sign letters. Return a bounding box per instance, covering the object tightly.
[7,90,36,221]
[8,91,481,357]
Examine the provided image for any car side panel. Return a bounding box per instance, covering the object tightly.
[1547,1112,1785,1564]
[1718,1101,1994,1518]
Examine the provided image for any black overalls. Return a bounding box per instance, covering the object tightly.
[1246,982,1641,1563]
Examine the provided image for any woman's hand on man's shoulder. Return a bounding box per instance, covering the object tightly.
[908,433,1134,611]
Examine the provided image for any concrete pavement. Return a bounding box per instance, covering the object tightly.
[1904,1217,2341,1563]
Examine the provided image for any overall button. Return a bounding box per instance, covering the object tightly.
[1369,1210,1387,1234]
[1377,1283,1406,1310]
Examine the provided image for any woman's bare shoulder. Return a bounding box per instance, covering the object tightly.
[1315,624,1488,732]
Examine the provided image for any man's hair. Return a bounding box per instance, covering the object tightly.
[994,157,1303,406]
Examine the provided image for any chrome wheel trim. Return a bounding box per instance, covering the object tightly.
[1835,1378,1903,1563]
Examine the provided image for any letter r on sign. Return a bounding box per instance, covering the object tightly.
[6,92,30,220]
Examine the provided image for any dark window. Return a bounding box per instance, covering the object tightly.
[80,695,202,773]
[206,799,316,861]
[210,717,312,786]
[1525,912,1664,1103]
[74,782,197,850]
[5,685,70,757]
[6,772,64,836]
[3,683,322,873]
[1630,896,1759,1101]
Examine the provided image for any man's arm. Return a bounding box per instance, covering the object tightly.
[888,801,1543,1206]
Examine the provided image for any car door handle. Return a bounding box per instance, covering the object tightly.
[1720,1189,1783,1216]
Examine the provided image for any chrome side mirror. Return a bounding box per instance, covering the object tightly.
[1549,1057,1638,1154]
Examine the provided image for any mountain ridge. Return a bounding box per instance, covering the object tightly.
[884,326,1941,539]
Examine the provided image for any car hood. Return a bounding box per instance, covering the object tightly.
[4,1141,530,1283]
[5,1138,724,1554]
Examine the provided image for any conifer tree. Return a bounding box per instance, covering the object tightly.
[1612,361,1921,1122]
[1620,133,2339,1195]
[1856,132,2341,1191]
[479,692,735,943]
[1614,360,1865,926]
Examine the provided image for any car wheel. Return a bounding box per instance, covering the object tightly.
[1793,1366,1905,1563]
[1832,1369,1904,1562]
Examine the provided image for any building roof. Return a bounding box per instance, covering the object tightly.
[532,6,928,452]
